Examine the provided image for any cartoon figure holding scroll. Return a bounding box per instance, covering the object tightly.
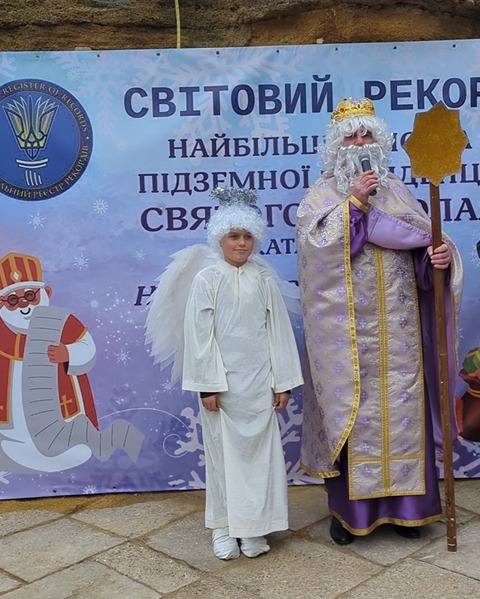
[0,252,143,473]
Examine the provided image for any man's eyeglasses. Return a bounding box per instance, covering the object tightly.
[0,288,40,307]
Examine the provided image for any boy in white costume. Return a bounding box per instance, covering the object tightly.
[146,187,303,560]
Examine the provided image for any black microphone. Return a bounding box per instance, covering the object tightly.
[359,152,376,196]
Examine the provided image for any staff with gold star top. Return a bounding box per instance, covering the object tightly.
[404,102,468,552]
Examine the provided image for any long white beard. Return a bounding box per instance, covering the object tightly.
[333,143,389,195]
[0,289,50,334]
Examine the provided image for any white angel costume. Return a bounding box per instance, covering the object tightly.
[183,257,303,537]
[145,187,303,543]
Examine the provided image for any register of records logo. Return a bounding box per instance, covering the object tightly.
[0,79,93,201]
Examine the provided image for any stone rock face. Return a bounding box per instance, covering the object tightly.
[1,0,480,51]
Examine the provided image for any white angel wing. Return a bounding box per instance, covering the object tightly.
[145,244,218,385]
[249,255,301,315]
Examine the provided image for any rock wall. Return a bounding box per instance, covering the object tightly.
[1,0,480,52]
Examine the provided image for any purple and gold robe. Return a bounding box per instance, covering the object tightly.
[296,173,463,533]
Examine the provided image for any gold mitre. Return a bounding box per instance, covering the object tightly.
[0,252,44,295]
[332,97,375,122]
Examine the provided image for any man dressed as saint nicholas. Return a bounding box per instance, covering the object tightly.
[296,97,463,544]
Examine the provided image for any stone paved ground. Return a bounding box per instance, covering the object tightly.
[0,479,479,598]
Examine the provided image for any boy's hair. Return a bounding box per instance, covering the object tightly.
[207,187,266,251]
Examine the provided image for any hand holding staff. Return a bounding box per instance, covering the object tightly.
[404,101,468,552]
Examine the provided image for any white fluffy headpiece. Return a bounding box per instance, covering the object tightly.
[207,187,266,251]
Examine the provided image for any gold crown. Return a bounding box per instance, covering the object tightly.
[331,97,375,122]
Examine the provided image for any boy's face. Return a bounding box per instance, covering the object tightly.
[220,229,255,267]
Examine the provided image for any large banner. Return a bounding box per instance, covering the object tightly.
[1,40,480,499]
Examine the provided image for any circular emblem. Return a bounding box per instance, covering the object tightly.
[0,79,93,201]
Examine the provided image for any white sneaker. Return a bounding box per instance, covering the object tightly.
[212,527,240,560]
[239,536,270,558]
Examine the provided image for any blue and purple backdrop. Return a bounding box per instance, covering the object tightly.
[1,40,480,499]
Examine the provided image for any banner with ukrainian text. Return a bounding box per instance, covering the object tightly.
[0,40,479,499]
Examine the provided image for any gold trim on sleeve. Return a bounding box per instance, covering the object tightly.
[349,195,369,212]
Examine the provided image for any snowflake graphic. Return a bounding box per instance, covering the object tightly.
[115,348,130,364]
[0,471,10,485]
[469,247,480,269]
[134,250,146,262]
[93,198,108,214]
[162,391,309,489]
[89,298,100,309]
[53,51,149,133]
[279,397,319,484]
[66,68,81,81]
[161,379,175,393]
[171,405,204,459]
[126,47,303,163]
[83,485,97,494]
[73,254,89,269]
[169,470,206,491]
[29,212,45,230]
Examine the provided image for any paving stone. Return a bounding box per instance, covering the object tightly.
[165,576,262,598]
[0,518,123,582]
[71,496,201,538]
[414,520,480,581]
[0,573,20,594]
[0,561,159,599]
[0,480,479,598]
[0,510,61,538]
[145,512,230,572]
[95,541,199,593]
[215,536,382,599]
[341,557,480,598]
[287,484,330,531]
[448,479,480,515]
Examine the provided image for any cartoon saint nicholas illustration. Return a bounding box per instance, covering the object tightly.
[0,252,143,472]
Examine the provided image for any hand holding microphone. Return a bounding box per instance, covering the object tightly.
[358,152,378,196]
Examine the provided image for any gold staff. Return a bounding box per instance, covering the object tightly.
[404,101,468,552]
